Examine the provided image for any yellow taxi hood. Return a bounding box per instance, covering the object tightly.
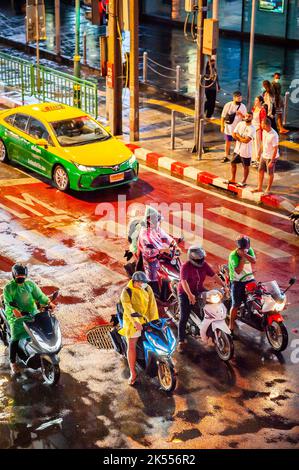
[60,137,133,166]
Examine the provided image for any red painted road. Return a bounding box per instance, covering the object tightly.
[0,167,298,342]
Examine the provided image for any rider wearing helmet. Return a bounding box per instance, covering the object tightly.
[177,245,227,352]
[137,206,176,295]
[119,271,159,385]
[228,235,256,333]
[3,264,55,376]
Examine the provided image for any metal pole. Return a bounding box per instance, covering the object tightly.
[212,0,219,19]
[55,0,60,56]
[175,65,181,92]
[193,0,207,159]
[247,0,256,108]
[35,0,40,91]
[283,91,290,126]
[83,31,87,65]
[107,0,122,135]
[143,51,148,83]
[171,110,176,150]
[129,0,140,141]
[74,0,81,78]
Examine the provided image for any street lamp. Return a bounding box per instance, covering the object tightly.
[74,0,81,78]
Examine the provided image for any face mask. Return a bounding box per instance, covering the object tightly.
[245,119,252,123]
[274,78,280,83]
[15,277,26,284]
[141,283,148,290]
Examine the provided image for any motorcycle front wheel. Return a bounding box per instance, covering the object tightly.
[157,360,177,392]
[41,359,61,386]
[266,321,288,352]
[215,330,234,361]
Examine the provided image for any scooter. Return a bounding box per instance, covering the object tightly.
[290,206,299,236]
[218,265,296,352]
[0,291,62,385]
[109,305,177,392]
[185,289,234,362]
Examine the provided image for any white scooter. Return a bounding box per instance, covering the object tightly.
[186,289,234,361]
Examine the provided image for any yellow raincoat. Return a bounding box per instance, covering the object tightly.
[119,280,159,338]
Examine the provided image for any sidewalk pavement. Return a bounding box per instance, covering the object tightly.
[121,91,299,214]
[1,85,298,214]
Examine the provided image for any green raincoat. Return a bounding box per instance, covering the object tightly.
[3,280,49,341]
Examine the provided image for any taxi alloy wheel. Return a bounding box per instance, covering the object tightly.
[0,139,8,162]
[53,165,69,191]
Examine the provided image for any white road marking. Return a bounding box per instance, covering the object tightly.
[208,207,299,248]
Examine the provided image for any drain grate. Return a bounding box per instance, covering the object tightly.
[86,325,114,350]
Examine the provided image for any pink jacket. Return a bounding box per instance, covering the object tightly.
[138,226,174,262]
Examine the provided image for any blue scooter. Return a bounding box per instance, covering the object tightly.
[110,306,177,392]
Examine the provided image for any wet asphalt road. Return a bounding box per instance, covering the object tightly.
[0,162,299,449]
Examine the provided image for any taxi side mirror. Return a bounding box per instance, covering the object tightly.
[36,138,48,148]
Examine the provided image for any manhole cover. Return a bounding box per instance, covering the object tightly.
[86,325,114,350]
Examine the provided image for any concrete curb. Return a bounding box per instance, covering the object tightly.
[126,143,297,214]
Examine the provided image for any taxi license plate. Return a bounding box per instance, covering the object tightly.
[110,172,124,183]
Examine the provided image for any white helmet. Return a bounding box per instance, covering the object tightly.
[188,245,206,267]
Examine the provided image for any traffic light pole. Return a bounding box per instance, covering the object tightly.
[107,0,122,135]
[192,0,207,159]
[129,0,139,141]
[74,0,81,78]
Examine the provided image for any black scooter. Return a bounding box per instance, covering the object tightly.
[0,291,62,385]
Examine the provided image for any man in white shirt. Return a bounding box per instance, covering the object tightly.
[226,112,256,187]
[252,118,280,194]
[221,91,247,163]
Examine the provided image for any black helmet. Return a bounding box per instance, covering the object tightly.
[237,235,250,250]
[188,245,206,267]
[12,264,28,280]
[132,271,149,283]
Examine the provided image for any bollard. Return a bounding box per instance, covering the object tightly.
[171,110,176,150]
[175,65,181,92]
[83,32,87,65]
[143,51,148,83]
[283,91,290,127]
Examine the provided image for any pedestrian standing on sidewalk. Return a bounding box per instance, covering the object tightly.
[221,91,247,163]
[252,118,280,195]
[262,80,277,132]
[204,56,220,119]
[251,95,267,167]
[225,112,256,187]
[272,72,289,134]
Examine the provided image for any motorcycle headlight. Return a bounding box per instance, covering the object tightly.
[74,163,97,172]
[128,154,136,166]
[273,298,286,312]
[209,293,222,304]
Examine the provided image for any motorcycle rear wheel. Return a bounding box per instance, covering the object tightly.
[41,359,61,386]
[157,360,176,392]
[215,330,234,361]
[266,321,288,352]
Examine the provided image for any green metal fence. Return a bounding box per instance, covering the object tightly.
[0,52,98,118]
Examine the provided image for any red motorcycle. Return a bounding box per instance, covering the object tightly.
[218,265,296,352]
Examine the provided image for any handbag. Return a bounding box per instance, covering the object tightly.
[225,103,241,125]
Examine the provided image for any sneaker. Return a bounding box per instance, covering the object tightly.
[221,156,230,163]
[10,363,20,376]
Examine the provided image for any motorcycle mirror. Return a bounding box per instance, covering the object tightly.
[289,277,296,285]
[131,312,142,318]
[50,290,59,302]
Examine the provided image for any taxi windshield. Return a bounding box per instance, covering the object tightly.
[50,116,111,147]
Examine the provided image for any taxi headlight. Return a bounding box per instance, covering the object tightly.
[128,154,136,166]
[74,163,97,172]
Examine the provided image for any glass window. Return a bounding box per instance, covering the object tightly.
[13,114,30,132]
[4,114,16,126]
[28,118,50,142]
[50,116,111,147]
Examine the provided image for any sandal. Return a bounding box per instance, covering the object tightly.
[223,180,237,185]
[128,375,137,386]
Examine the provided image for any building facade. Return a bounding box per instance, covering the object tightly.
[141,0,299,41]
